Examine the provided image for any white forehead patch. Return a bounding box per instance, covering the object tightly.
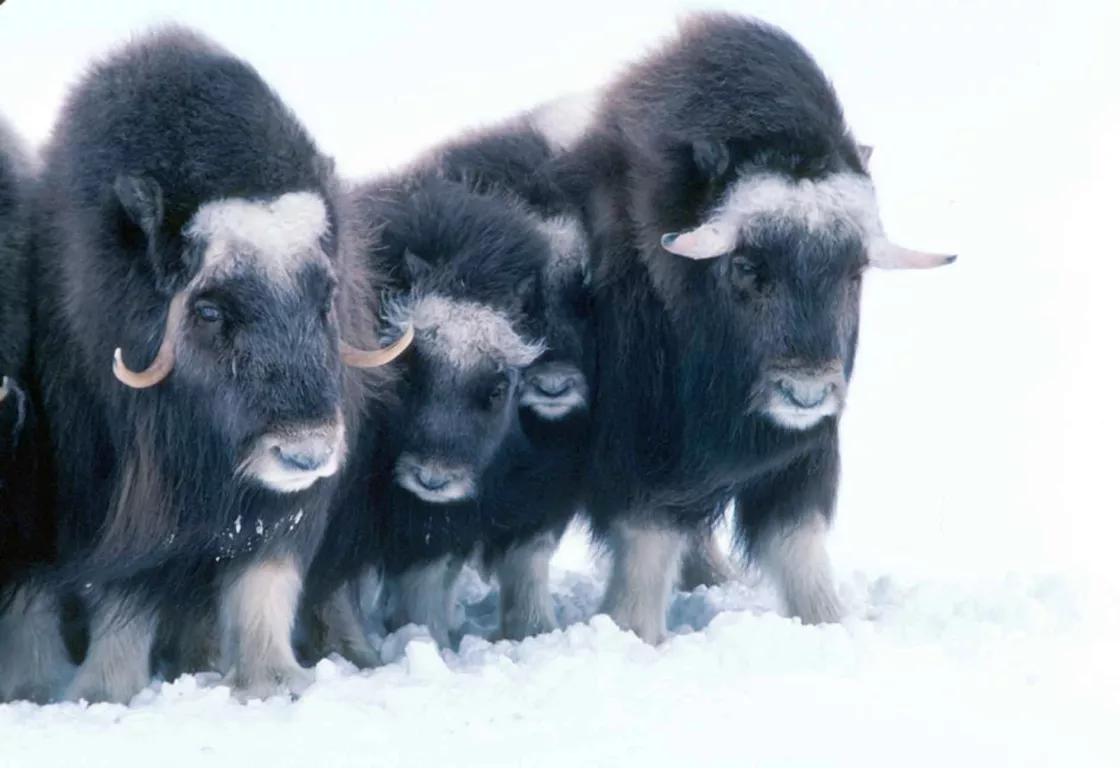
[535,214,590,287]
[527,90,601,153]
[382,293,544,371]
[717,172,886,245]
[185,190,331,288]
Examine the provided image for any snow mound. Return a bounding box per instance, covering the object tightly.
[2,539,1116,768]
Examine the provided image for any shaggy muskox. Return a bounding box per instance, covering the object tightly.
[546,13,956,643]
[0,117,61,704]
[302,174,562,658]
[13,25,409,703]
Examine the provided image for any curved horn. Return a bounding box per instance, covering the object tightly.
[113,292,186,389]
[871,242,957,270]
[660,223,735,260]
[341,322,415,369]
[0,376,9,404]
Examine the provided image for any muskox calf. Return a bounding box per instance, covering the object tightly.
[304,175,576,657]
[471,212,595,640]
[17,25,408,704]
[552,13,956,643]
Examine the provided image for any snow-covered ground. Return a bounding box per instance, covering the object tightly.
[1,0,1118,765]
[1,528,1118,767]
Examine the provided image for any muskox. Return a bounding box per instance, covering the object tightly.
[303,174,578,658]
[13,25,409,703]
[547,13,956,644]
[0,117,63,704]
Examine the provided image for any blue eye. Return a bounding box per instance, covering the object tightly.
[194,301,222,323]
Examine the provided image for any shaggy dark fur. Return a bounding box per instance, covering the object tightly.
[0,117,41,591]
[534,12,952,643]
[18,25,394,704]
[303,174,573,656]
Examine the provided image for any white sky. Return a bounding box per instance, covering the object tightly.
[2,0,1118,586]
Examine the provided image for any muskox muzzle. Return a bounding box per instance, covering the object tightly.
[394,453,476,504]
[761,360,847,431]
[520,361,589,421]
[241,417,347,494]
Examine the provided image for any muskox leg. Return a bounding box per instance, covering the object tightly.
[387,555,463,649]
[65,589,157,704]
[496,529,560,641]
[218,556,312,701]
[156,597,219,681]
[750,510,843,625]
[599,518,687,645]
[307,581,381,669]
[0,584,76,703]
[678,526,738,592]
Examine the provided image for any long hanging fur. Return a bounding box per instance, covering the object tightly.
[19,24,395,704]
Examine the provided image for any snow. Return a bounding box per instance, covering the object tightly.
[1,531,1118,767]
[2,0,1119,764]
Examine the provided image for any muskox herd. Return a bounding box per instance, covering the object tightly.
[0,12,955,705]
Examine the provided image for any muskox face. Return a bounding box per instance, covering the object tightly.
[519,215,593,423]
[660,141,955,432]
[111,176,410,494]
[383,294,544,504]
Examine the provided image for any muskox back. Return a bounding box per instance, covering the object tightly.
[15,24,405,705]
[552,12,956,645]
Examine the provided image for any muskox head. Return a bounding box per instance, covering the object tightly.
[110,175,412,493]
[519,215,593,423]
[381,287,544,504]
[658,139,955,432]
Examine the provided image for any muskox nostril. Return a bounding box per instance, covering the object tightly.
[778,379,832,410]
[413,466,452,492]
[274,442,333,473]
[532,374,575,398]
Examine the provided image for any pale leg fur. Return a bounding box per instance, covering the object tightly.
[65,592,156,704]
[388,555,463,649]
[312,582,381,669]
[752,510,844,624]
[0,585,76,703]
[219,556,313,701]
[678,528,738,591]
[497,530,560,641]
[599,519,687,645]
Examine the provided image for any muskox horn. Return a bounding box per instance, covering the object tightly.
[871,241,958,270]
[660,223,736,260]
[0,376,9,404]
[340,322,415,368]
[113,292,186,389]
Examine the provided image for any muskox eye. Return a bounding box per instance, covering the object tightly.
[194,300,222,323]
[489,379,510,407]
[731,256,755,276]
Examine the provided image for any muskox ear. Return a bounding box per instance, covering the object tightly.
[402,249,434,285]
[858,144,875,166]
[514,272,540,313]
[114,174,164,242]
[692,139,731,180]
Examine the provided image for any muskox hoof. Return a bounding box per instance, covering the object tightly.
[499,610,558,642]
[339,636,383,670]
[64,661,150,705]
[0,661,76,705]
[788,589,845,626]
[224,664,315,703]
